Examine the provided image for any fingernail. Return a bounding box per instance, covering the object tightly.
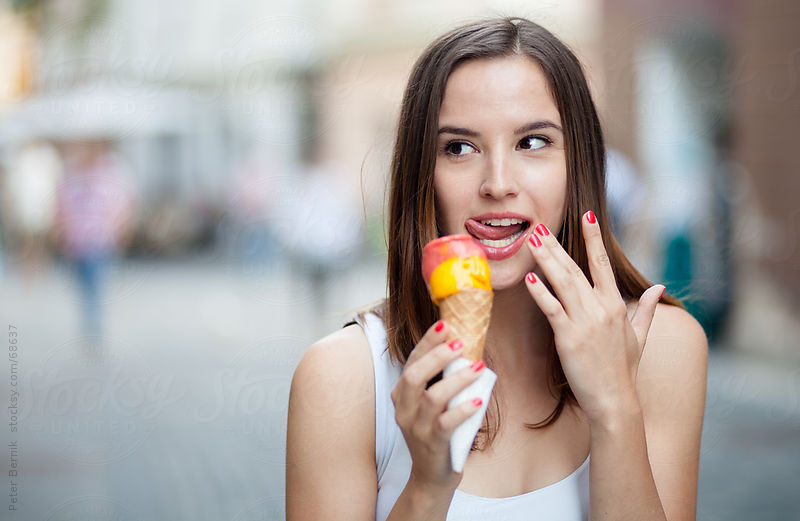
[535,224,550,236]
[435,321,444,332]
[526,272,537,283]
[659,286,666,300]
[586,211,596,224]
[472,398,483,407]
[528,234,542,247]
[470,359,485,372]
[448,339,463,351]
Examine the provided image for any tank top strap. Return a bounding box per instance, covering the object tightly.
[359,313,404,482]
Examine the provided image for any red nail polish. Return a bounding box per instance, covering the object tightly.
[449,339,463,351]
[472,398,483,407]
[470,359,485,372]
[526,272,537,283]
[535,224,550,236]
[435,321,444,332]
[529,234,542,247]
[586,211,596,224]
[659,286,666,300]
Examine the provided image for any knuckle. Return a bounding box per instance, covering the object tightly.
[552,272,571,288]
[595,252,611,267]
[461,367,482,385]
[435,344,456,363]
[434,416,449,435]
[542,303,562,319]
[421,390,438,408]
[400,371,420,390]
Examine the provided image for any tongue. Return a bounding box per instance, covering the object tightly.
[465,219,524,241]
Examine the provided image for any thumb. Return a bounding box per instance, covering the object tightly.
[630,284,665,346]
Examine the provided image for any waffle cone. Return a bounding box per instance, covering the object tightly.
[440,289,493,361]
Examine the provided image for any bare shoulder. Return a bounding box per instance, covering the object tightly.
[638,302,709,379]
[286,324,377,520]
[293,323,374,390]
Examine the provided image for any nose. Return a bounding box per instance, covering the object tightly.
[479,152,518,199]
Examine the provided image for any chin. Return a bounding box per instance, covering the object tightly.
[489,270,527,292]
[488,253,535,292]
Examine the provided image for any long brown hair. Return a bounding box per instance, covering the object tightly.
[377,17,683,446]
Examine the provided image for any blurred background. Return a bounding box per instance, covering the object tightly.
[0,0,798,519]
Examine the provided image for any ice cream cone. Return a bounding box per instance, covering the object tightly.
[440,288,492,361]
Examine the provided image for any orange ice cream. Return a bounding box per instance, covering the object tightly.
[422,235,491,303]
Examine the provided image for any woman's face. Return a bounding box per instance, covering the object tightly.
[434,55,568,291]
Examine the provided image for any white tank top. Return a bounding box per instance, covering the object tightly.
[359,313,591,521]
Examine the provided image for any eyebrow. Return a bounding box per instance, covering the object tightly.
[437,120,563,137]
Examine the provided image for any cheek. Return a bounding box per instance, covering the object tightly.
[433,173,471,228]
[526,163,567,204]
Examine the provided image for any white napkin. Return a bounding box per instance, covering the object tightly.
[443,357,497,473]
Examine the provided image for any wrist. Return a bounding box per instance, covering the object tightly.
[406,471,458,508]
[589,393,644,435]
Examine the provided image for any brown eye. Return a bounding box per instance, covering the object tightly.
[444,142,477,156]
[519,136,549,150]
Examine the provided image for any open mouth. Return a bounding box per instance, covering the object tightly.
[465,217,531,249]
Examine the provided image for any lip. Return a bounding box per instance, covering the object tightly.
[465,212,533,261]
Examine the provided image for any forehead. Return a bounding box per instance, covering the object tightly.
[439,55,561,125]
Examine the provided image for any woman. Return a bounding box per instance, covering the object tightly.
[287,17,707,521]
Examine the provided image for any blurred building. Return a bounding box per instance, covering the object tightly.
[0,0,316,254]
[600,0,800,361]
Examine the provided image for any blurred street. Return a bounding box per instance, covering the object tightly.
[0,258,798,521]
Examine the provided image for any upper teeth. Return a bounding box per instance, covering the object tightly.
[481,218,524,226]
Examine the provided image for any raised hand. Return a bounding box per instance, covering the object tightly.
[524,211,664,426]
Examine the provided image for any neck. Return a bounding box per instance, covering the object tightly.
[485,281,553,386]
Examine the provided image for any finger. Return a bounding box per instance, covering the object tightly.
[524,271,570,329]
[417,360,485,427]
[433,395,485,442]
[527,225,593,313]
[630,285,665,346]
[392,339,465,413]
[581,211,620,296]
[406,320,448,366]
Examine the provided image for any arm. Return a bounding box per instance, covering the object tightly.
[286,325,378,520]
[588,303,707,521]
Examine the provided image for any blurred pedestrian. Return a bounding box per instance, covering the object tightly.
[228,150,282,265]
[275,158,363,328]
[54,140,136,340]
[0,140,63,281]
